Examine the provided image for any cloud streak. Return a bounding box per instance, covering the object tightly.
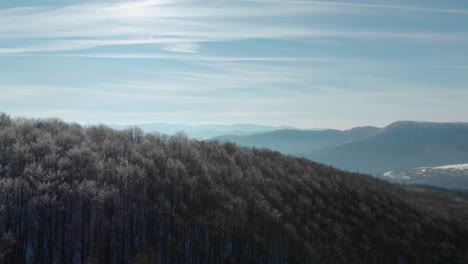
[1,0,468,128]
[162,43,200,53]
[0,0,467,55]
[246,0,468,15]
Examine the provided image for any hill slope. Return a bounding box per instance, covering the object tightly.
[383,163,468,189]
[306,121,468,174]
[0,114,467,263]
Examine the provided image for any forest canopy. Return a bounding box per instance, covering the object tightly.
[0,113,467,264]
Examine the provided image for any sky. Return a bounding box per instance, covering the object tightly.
[1,0,468,129]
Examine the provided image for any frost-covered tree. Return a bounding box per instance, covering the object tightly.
[0,112,467,264]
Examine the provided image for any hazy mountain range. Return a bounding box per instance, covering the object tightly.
[213,126,380,155]
[214,121,468,188]
[305,121,468,174]
[109,123,306,139]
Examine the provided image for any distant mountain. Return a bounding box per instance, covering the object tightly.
[213,121,468,188]
[306,121,468,174]
[383,163,468,189]
[213,126,379,154]
[109,123,304,139]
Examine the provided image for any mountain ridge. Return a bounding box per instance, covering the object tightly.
[213,126,380,155]
[306,121,468,174]
[213,121,468,187]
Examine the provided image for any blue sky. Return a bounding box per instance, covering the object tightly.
[1,0,468,129]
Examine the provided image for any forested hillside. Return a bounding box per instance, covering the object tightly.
[1,113,468,264]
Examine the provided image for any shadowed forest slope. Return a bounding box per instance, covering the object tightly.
[0,113,467,264]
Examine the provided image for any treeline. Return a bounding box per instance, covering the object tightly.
[0,113,467,264]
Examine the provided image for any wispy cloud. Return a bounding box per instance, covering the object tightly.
[162,43,200,53]
[246,0,468,15]
[0,0,467,55]
[60,53,327,62]
[1,0,468,128]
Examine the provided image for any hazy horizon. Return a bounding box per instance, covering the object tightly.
[4,112,468,131]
